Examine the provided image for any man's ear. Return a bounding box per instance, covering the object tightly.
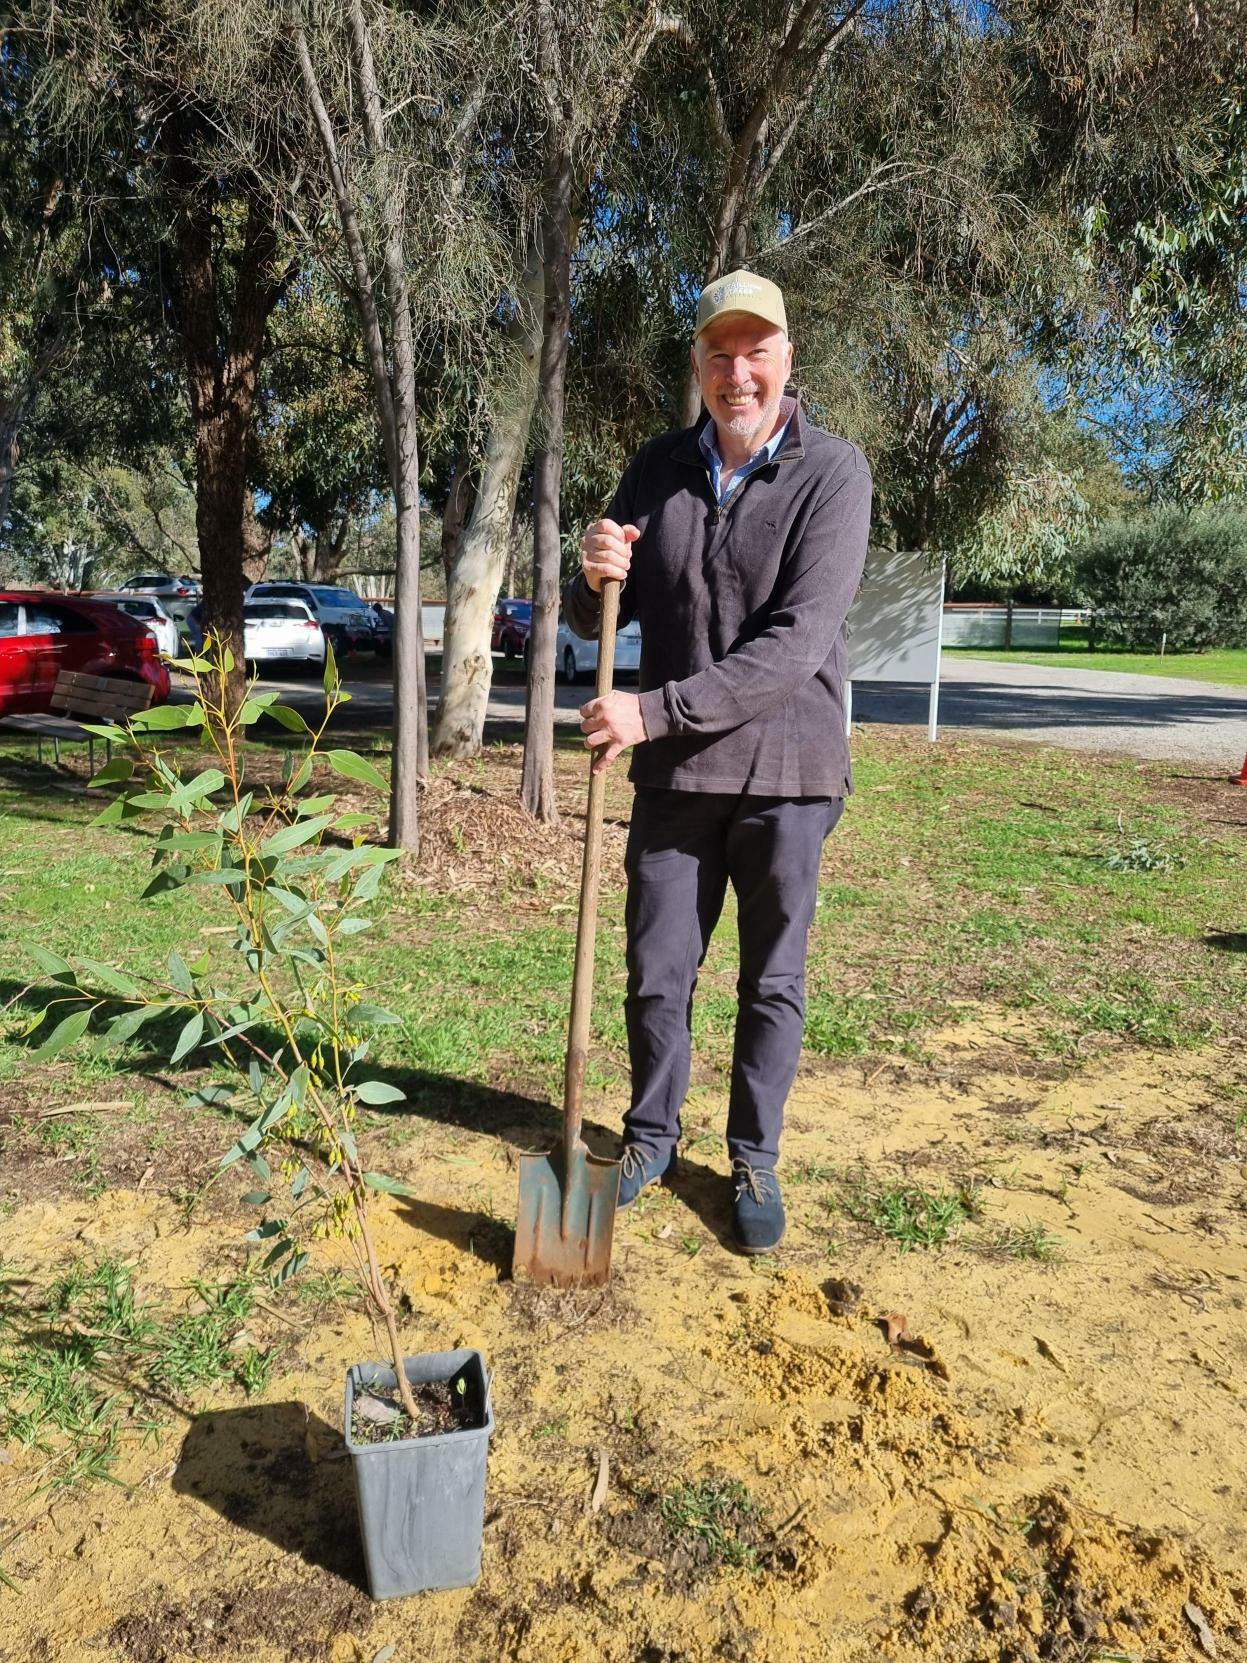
[689,344,700,382]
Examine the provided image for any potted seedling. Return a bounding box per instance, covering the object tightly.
[21,643,493,1598]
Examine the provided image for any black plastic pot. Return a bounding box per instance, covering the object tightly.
[344,1347,494,1600]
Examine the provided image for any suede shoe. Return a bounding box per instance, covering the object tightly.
[617,1143,678,1209]
[731,1160,785,1254]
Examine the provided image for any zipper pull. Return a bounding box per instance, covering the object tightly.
[708,503,720,528]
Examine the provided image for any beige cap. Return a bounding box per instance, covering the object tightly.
[694,270,788,340]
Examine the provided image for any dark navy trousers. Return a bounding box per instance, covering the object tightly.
[622,787,843,1169]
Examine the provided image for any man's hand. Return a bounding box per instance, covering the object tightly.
[580,518,640,592]
[580,691,647,774]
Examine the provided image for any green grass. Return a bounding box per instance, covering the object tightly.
[0,716,1242,1145]
[657,1477,761,1571]
[834,1169,982,1251]
[0,1257,269,1494]
[944,634,1247,686]
[986,1222,1064,1264]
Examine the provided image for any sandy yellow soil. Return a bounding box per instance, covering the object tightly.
[1,1019,1245,1663]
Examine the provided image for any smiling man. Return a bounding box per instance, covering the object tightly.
[561,270,872,1254]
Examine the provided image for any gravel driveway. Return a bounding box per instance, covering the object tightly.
[267,652,1247,770]
[849,656,1247,768]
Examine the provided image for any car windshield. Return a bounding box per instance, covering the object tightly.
[253,585,307,600]
[246,602,311,620]
[127,575,168,588]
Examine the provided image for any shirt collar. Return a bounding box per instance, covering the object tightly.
[698,401,794,475]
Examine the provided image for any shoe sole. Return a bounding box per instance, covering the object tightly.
[734,1232,785,1255]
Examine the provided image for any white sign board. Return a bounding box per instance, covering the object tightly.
[844,549,945,740]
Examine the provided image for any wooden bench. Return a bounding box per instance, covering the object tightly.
[3,670,154,770]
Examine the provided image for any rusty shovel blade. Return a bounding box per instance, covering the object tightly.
[512,1139,621,1288]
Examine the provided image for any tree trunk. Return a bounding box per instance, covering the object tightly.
[174,185,285,715]
[440,456,475,591]
[432,240,544,757]
[521,146,574,822]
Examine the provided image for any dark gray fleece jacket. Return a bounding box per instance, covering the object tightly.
[562,400,872,796]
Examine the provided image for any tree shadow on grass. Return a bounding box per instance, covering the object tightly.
[173,1402,369,1592]
[1204,931,1247,953]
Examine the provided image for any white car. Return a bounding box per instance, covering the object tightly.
[243,598,326,668]
[245,582,375,654]
[557,617,642,684]
[115,572,199,623]
[95,593,180,659]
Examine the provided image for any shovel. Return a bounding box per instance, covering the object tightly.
[513,579,624,1287]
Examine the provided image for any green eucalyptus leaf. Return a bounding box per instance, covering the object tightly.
[325,749,388,791]
[261,814,335,856]
[351,1002,401,1026]
[271,1250,309,1287]
[266,706,310,734]
[361,1171,418,1198]
[102,1003,170,1047]
[32,1007,92,1060]
[170,1010,205,1064]
[88,756,135,788]
[246,1219,287,1242]
[354,1080,405,1105]
[295,794,336,818]
[129,703,204,732]
[167,951,194,995]
[74,959,142,999]
[336,917,373,936]
[241,1190,271,1207]
[29,945,78,985]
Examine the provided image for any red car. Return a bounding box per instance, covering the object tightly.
[0,591,171,719]
[491,597,532,659]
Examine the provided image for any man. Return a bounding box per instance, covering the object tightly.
[562,270,871,1254]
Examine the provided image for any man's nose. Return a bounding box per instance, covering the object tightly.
[727,359,753,385]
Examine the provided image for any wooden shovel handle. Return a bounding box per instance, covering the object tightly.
[564,579,620,1154]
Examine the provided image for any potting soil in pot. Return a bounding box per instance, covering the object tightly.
[351,1375,484,1445]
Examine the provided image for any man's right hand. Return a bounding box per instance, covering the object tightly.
[580,518,640,593]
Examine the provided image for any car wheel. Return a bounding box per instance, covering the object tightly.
[562,646,577,684]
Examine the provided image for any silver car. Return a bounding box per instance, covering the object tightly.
[115,572,199,624]
[243,598,326,668]
[95,593,180,659]
[556,618,642,684]
[245,582,375,654]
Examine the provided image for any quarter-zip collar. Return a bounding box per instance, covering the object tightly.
[673,394,806,471]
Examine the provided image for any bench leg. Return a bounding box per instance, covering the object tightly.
[53,736,61,767]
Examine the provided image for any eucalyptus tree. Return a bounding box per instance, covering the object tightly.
[515,0,691,819]
[14,0,307,714]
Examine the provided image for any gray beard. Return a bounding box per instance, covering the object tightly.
[724,396,776,447]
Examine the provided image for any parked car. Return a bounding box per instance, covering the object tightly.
[556,616,642,683]
[245,582,374,654]
[367,601,393,657]
[93,593,180,659]
[0,591,171,718]
[243,598,326,670]
[492,597,532,659]
[114,572,200,624]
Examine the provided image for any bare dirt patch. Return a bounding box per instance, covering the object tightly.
[0,1025,1244,1662]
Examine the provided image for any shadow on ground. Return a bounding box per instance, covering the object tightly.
[174,1401,367,1589]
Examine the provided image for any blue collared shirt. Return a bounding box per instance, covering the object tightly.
[698,412,792,507]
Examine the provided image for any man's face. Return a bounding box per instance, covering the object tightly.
[691,316,794,450]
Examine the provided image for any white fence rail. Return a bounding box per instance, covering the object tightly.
[941,605,1087,649]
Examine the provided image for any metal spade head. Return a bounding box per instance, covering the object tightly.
[512,1139,621,1288]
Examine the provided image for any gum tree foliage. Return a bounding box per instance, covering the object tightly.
[1074,506,1247,652]
[14,0,310,715]
[22,643,427,1422]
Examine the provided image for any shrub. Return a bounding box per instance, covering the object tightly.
[1073,505,1247,652]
